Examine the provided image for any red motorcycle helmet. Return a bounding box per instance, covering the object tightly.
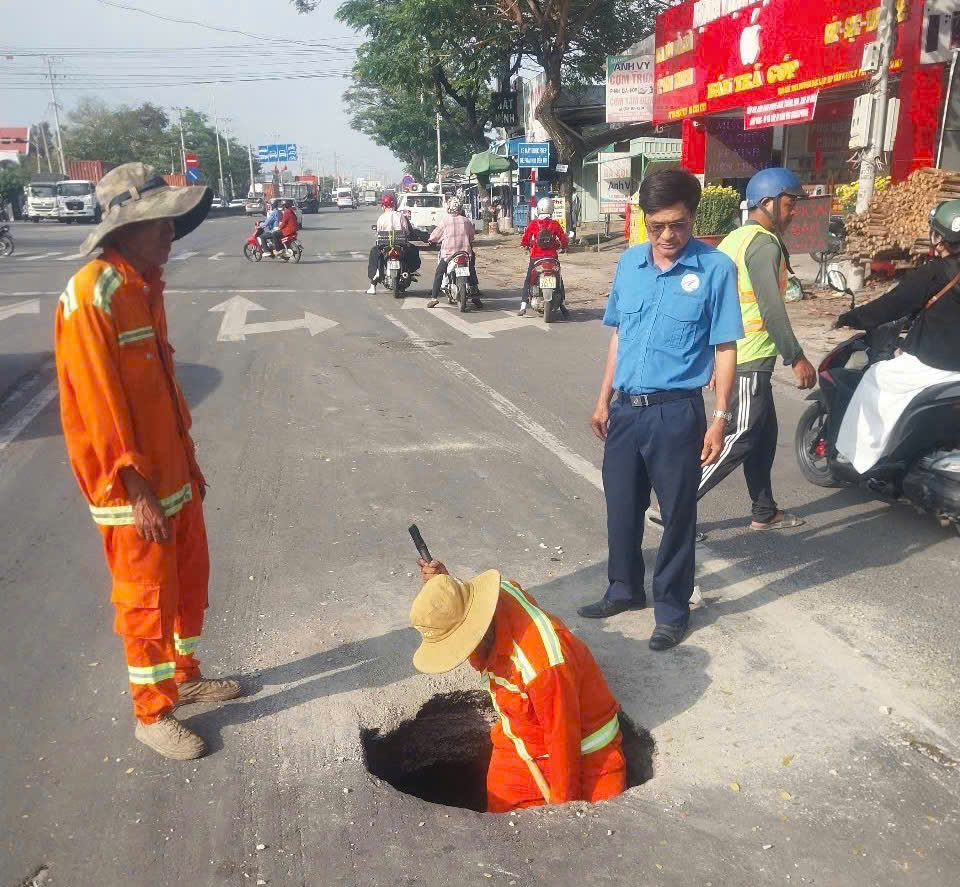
[381,194,396,209]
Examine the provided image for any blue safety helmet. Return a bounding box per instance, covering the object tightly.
[745,168,806,208]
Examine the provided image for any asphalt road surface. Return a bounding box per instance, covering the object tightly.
[2,210,958,886]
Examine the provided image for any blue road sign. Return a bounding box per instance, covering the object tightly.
[256,143,297,164]
[186,168,200,183]
[516,141,551,167]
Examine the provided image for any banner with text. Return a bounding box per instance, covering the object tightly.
[606,53,655,123]
[745,91,819,129]
[599,152,633,214]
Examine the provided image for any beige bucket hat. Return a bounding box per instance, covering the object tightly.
[410,570,501,674]
[81,162,213,256]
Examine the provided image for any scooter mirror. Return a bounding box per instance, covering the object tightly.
[827,269,847,293]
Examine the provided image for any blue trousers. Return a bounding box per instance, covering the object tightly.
[602,393,706,626]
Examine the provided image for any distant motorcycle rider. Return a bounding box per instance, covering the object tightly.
[367,193,420,294]
[277,200,299,253]
[262,199,283,256]
[427,197,482,309]
[519,197,568,316]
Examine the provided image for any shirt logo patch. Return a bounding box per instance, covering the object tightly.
[952,217,960,233]
[681,273,700,292]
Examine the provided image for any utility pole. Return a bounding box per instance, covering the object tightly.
[212,92,225,199]
[38,122,53,173]
[855,0,897,214]
[45,58,67,175]
[221,119,235,198]
[436,111,442,188]
[172,107,187,175]
[248,144,255,198]
[334,151,339,185]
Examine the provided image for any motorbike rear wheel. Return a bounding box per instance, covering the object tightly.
[243,243,261,262]
[457,279,468,312]
[542,293,555,324]
[390,273,402,299]
[293,243,303,264]
[0,234,15,257]
[795,402,840,487]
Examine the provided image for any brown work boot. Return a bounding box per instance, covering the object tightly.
[135,714,207,760]
[176,677,243,705]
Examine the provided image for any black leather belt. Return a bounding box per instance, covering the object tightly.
[615,389,700,408]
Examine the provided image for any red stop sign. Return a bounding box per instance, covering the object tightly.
[185,153,199,168]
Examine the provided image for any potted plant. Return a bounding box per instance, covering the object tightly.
[694,184,741,246]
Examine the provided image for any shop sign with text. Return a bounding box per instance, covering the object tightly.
[744,90,819,129]
[606,53,655,123]
[653,0,910,122]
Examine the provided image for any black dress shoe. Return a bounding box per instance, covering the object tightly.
[649,623,687,651]
[577,598,646,619]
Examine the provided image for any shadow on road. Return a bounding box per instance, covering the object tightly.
[186,627,418,752]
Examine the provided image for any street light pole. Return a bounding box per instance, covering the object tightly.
[248,144,255,198]
[212,93,225,199]
[855,0,897,214]
[172,107,187,175]
[436,111,443,188]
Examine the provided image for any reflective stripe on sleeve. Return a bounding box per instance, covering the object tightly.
[500,581,565,667]
[118,325,155,346]
[89,482,193,526]
[92,266,122,315]
[174,633,200,656]
[580,713,620,755]
[59,278,79,319]
[127,661,176,684]
[510,642,537,684]
[483,670,528,699]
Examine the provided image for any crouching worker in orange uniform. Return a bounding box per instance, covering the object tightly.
[411,559,627,812]
[54,163,242,760]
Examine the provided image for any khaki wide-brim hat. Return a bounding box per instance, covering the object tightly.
[410,570,501,674]
[81,162,213,256]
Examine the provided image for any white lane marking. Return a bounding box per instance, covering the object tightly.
[209,295,337,342]
[376,440,489,455]
[208,252,226,261]
[313,289,368,294]
[0,381,58,454]
[401,301,547,339]
[56,252,87,261]
[19,252,63,262]
[166,288,298,294]
[0,292,59,296]
[169,250,198,262]
[0,299,40,323]
[385,313,601,490]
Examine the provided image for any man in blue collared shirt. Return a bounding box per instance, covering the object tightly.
[578,170,744,651]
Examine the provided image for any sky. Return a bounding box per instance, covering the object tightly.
[0,0,404,183]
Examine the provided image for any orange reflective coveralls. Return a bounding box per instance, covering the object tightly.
[55,249,209,723]
[469,580,626,812]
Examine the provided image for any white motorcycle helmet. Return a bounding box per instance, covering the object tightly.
[447,196,463,214]
[536,196,554,219]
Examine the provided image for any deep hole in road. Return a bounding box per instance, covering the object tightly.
[361,690,655,813]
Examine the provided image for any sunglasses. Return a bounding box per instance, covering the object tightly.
[646,220,692,237]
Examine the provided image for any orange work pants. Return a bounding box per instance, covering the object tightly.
[486,734,627,813]
[100,483,209,723]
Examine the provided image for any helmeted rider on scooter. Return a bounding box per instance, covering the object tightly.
[519,196,569,317]
[427,196,482,309]
[832,199,960,474]
[367,193,421,294]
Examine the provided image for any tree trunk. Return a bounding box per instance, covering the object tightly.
[535,53,580,231]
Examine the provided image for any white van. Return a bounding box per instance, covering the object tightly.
[335,187,355,210]
[57,180,100,224]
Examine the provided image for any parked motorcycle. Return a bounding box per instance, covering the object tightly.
[526,251,568,324]
[0,224,13,258]
[440,251,477,312]
[794,271,960,533]
[243,222,303,263]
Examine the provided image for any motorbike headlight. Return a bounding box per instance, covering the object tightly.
[930,452,960,474]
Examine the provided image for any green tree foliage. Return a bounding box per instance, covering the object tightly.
[0,166,27,208]
[59,100,256,197]
[344,82,474,179]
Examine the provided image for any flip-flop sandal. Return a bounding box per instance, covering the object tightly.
[750,513,805,531]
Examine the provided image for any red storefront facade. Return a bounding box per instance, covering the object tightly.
[652,0,947,184]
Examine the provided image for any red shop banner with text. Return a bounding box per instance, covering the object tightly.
[653,0,910,123]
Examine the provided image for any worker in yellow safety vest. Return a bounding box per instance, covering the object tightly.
[692,168,817,534]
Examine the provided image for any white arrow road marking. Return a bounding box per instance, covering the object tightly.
[19,252,63,262]
[0,299,40,323]
[209,295,338,342]
[208,252,226,261]
[56,252,87,261]
[169,250,198,262]
[401,300,548,339]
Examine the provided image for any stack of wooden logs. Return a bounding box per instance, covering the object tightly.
[844,168,960,264]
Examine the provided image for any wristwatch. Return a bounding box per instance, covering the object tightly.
[712,409,733,422]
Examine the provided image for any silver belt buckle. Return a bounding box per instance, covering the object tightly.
[630,394,650,407]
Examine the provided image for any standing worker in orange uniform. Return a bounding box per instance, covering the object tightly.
[54,163,242,760]
[411,558,626,812]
